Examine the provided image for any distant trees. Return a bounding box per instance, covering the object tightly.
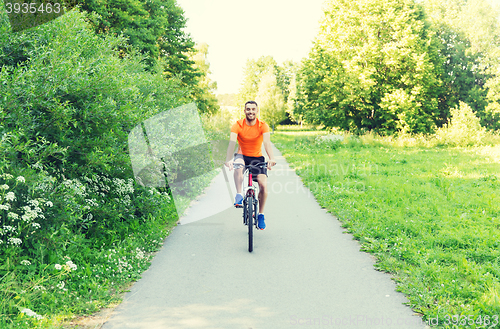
[237,56,278,108]
[422,0,500,130]
[288,0,500,134]
[237,56,297,128]
[190,43,219,114]
[256,70,286,132]
[294,0,443,134]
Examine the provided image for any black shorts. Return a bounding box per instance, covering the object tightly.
[234,153,268,177]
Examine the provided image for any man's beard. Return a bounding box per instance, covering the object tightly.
[246,114,256,122]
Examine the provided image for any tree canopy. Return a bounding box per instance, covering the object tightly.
[294,0,444,134]
[255,69,287,131]
[80,0,200,89]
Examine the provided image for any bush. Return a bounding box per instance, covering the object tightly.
[435,102,486,146]
[0,7,189,327]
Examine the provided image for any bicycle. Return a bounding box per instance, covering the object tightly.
[237,161,267,252]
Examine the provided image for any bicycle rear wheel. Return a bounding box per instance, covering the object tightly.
[246,195,254,252]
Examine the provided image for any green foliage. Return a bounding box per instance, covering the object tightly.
[0,8,187,179]
[189,43,219,114]
[483,74,500,131]
[422,0,499,129]
[0,7,211,327]
[436,101,486,147]
[237,56,278,108]
[256,69,287,131]
[273,132,500,325]
[80,0,199,86]
[237,56,298,127]
[295,0,443,134]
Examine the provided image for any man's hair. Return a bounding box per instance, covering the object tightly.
[244,100,258,108]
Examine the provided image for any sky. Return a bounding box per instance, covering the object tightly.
[176,0,325,95]
[177,0,500,96]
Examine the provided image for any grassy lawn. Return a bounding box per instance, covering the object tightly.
[272,132,500,328]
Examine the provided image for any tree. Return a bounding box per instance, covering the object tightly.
[81,0,199,87]
[255,69,287,132]
[422,0,500,129]
[286,74,302,126]
[295,0,443,134]
[189,43,219,114]
[237,56,277,108]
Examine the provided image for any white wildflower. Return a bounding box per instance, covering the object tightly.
[22,211,37,222]
[317,134,344,143]
[45,201,53,207]
[28,200,39,207]
[20,260,31,266]
[65,260,77,271]
[0,184,9,190]
[0,204,9,211]
[136,248,145,260]
[56,281,65,289]
[85,199,99,207]
[3,226,15,233]
[1,173,13,179]
[7,212,19,219]
[122,195,131,206]
[55,264,62,270]
[33,285,46,291]
[32,163,43,170]
[32,222,41,229]
[5,192,15,201]
[16,176,25,183]
[8,237,22,245]
[21,308,43,320]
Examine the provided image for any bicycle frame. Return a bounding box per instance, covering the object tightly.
[240,162,266,252]
[244,169,259,203]
[242,167,258,224]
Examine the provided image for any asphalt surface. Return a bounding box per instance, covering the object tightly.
[102,144,428,329]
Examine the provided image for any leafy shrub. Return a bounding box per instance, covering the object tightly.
[0,7,192,327]
[436,101,486,146]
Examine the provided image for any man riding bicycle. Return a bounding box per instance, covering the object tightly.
[225,100,276,230]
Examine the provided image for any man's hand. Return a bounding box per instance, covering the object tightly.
[225,160,234,171]
[267,159,276,170]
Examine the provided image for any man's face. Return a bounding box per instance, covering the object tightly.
[245,104,258,121]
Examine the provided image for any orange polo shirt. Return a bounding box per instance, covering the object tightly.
[231,118,270,157]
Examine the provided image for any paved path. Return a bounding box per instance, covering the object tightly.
[103,144,428,329]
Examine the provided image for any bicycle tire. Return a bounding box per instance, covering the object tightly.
[247,195,254,252]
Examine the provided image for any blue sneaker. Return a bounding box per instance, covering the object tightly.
[257,214,266,230]
[234,194,243,208]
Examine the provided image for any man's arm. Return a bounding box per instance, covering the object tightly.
[224,132,238,171]
[263,132,276,170]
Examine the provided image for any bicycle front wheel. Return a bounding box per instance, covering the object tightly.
[246,195,254,252]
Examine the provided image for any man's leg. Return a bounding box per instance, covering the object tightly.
[256,174,268,213]
[234,157,245,194]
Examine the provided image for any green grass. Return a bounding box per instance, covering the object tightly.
[272,132,500,328]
